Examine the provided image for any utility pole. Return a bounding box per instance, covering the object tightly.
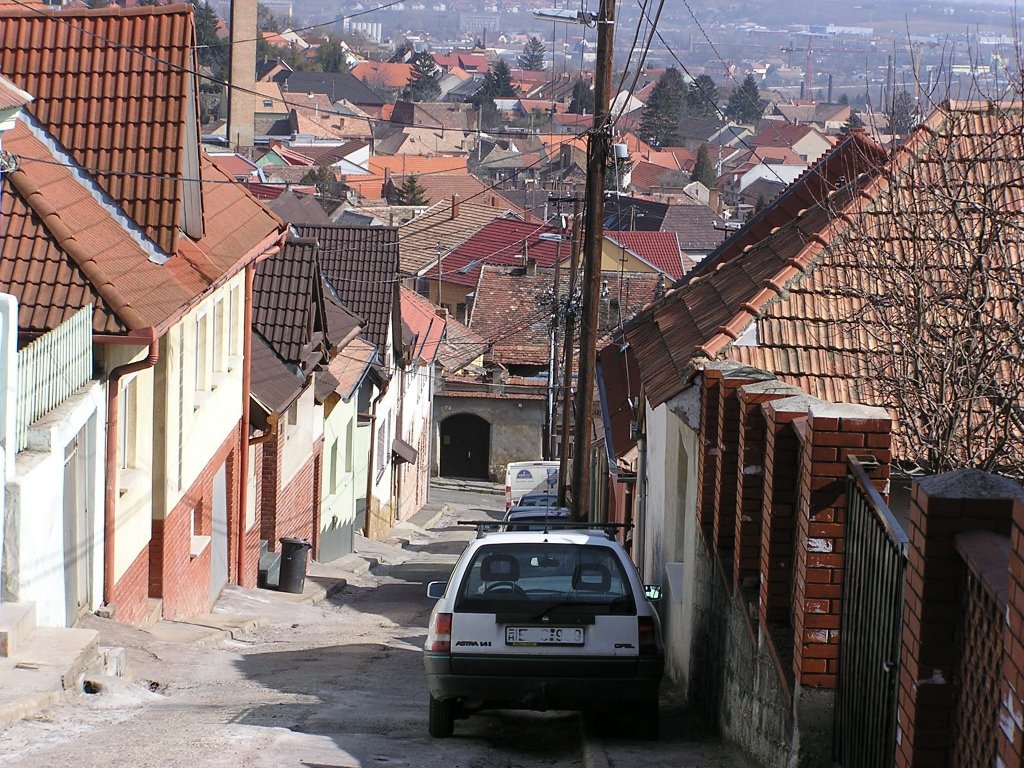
[570,0,615,522]
[557,198,582,509]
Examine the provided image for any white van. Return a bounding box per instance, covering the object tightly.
[504,460,560,509]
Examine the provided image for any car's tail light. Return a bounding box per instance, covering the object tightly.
[505,486,512,508]
[427,612,452,652]
[637,617,658,656]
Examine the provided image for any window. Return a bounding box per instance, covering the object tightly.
[345,418,354,473]
[228,285,242,359]
[376,418,388,474]
[213,299,225,375]
[287,401,299,427]
[118,376,138,469]
[330,441,339,493]
[195,313,209,392]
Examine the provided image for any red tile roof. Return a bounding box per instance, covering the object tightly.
[605,230,690,280]
[399,197,521,275]
[423,218,562,287]
[350,61,414,89]
[386,173,520,211]
[400,286,446,365]
[0,4,196,255]
[0,74,31,111]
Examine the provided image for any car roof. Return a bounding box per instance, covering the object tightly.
[470,530,622,547]
[505,509,570,520]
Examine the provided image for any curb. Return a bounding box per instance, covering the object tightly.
[0,690,64,730]
[579,716,610,768]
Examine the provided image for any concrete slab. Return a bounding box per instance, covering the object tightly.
[0,602,36,657]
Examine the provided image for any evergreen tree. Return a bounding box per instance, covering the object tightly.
[690,144,716,188]
[684,74,719,119]
[192,1,229,82]
[568,78,595,115]
[403,51,441,102]
[637,67,687,147]
[314,37,348,73]
[396,174,428,206]
[725,74,763,123]
[484,59,517,98]
[517,36,546,71]
[300,167,342,201]
[888,88,917,135]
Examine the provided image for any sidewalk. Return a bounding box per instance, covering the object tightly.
[0,503,448,731]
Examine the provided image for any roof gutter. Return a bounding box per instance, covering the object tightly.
[102,326,159,610]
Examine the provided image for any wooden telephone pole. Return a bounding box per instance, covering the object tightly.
[569,0,615,522]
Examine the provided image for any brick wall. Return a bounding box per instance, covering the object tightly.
[998,497,1024,768]
[257,425,323,551]
[759,396,810,626]
[790,402,891,688]
[895,470,1020,768]
[734,380,799,589]
[109,543,150,627]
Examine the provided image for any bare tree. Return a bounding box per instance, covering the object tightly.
[829,101,1024,476]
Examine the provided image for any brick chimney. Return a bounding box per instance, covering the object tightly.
[228,0,257,150]
[451,194,460,219]
[526,257,537,276]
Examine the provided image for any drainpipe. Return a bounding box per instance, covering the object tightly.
[635,424,648,579]
[103,328,159,607]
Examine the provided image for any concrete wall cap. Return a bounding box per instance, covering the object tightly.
[915,469,1024,500]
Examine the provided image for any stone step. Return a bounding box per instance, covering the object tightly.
[0,602,36,658]
[145,598,163,627]
[0,624,99,728]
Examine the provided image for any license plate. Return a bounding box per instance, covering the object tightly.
[505,626,584,646]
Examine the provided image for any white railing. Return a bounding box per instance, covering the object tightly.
[16,305,93,451]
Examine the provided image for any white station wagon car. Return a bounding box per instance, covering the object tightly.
[423,527,664,738]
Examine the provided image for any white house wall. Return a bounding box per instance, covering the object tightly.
[279,384,323,488]
[5,383,105,626]
[320,396,358,534]
[644,384,702,688]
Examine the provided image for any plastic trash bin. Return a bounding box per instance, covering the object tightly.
[278,537,312,594]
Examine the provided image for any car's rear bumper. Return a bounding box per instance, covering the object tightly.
[424,652,663,710]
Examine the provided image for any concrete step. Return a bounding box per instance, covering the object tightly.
[0,602,36,658]
[0,624,99,728]
[144,598,163,627]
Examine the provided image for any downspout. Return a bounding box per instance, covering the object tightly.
[636,416,648,579]
[103,328,159,607]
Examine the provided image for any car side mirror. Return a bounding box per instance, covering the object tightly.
[426,581,447,599]
[644,585,662,602]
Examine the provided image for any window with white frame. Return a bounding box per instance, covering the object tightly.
[118,376,138,470]
[213,299,225,375]
[330,440,339,493]
[228,285,242,360]
[376,417,388,475]
[195,312,209,393]
[345,417,354,473]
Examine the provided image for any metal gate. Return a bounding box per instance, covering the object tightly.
[834,456,908,767]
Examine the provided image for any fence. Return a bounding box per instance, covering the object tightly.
[834,455,908,767]
[15,305,92,451]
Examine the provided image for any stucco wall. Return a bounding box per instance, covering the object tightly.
[690,536,795,768]
[434,395,545,482]
[320,396,358,562]
[4,384,105,627]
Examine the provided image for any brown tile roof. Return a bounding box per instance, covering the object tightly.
[250,331,304,418]
[437,313,488,372]
[295,225,399,354]
[660,204,728,252]
[621,105,1022,436]
[351,61,414,89]
[398,197,521,275]
[252,239,326,373]
[0,4,195,255]
[1,121,283,337]
[266,190,333,226]
[471,266,661,366]
[606,230,690,280]
[385,173,519,211]
[327,336,376,401]
[368,155,468,176]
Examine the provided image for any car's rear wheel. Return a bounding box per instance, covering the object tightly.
[429,694,455,738]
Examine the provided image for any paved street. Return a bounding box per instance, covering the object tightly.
[0,484,754,768]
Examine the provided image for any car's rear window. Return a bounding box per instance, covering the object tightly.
[454,543,636,615]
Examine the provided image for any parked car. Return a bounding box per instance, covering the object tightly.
[516,492,560,508]
[423,528,664,739]
[502,505,571,531]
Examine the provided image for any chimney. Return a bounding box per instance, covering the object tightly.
[526,257,537,276]
[521,239,529,266]
[451,194,460,219]
[228,0,258,150]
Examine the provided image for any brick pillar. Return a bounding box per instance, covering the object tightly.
[792,401,891,688]
[734,380,801,590]
[711,365,773,565]
[999,497,1024,768]
[760,395,816,626]
[696,369,723,539]
[896,470,1020,768]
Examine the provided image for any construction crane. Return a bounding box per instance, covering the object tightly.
[780,38,817,100]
